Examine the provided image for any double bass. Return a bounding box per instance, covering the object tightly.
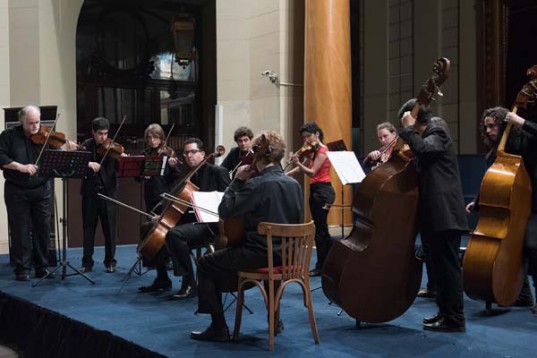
[463,66,537,307]
[138,145,226,259]
[322,58,451,323]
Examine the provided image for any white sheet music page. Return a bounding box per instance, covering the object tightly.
[326,151,365,184]
[191,191,225,223]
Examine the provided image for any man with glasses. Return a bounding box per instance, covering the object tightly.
[140,138,230,299]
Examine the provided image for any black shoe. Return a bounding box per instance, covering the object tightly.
[138,279,172,293]
[171,286,197,300]
[417,288,437,298]
[423,313,442,324]
[15,273,30,282]
[35,269,55,279]
[423,317,465,333]
[191,324,230,342]
[105,265,116,273]
[80,267,93,273]
[309,268,322,277]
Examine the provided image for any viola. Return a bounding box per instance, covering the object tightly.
[96,138,125,159]
[31,126,81,149]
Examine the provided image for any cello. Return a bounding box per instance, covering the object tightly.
[138,145,226,260]
[322,58,451,323]
[462,66,537,308]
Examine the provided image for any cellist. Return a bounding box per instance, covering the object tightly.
[399,98,468,332]
[163,138,230,300]
[467,107,537,313]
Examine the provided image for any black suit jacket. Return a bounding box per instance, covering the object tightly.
[399,124,469,235]
[80,138,118,197]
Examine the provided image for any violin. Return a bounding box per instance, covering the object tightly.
[96,138,125,159]
[294,141,321,158]
[157,145,176,158]
[31,126,81,149]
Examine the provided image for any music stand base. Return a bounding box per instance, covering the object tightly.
[32,260,95,287]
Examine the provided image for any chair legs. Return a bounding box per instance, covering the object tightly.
[233,277,319,351]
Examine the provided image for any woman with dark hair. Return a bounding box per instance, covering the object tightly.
[287,122,335,277]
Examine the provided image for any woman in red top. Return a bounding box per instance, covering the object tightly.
[287,122,335,277]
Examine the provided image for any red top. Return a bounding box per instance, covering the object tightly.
[309,146,331,184]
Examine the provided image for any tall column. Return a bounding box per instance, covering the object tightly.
[304,0,352,230]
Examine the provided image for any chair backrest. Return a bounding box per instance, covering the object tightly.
[257,221,315,280]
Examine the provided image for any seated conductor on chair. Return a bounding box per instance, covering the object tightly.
[190,130,303,342]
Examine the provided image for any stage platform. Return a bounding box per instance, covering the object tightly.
[0,244,535,357]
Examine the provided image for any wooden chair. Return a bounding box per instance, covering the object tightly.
[232,221,319,351]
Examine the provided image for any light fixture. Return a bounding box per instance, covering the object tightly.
[171,16,195,68]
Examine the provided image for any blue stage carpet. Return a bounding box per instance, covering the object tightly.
[0,244,535,357]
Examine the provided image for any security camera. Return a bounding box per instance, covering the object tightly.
[261,70,272,77]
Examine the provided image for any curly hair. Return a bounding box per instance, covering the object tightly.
[252,130,286,165]
[233,126,254,142]
[299,122,324,142]
[480,106,508,148]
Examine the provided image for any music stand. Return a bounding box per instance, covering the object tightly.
[118,155,166,290]
[33,149,95,286]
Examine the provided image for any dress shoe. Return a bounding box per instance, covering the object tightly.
[423,317,465,333]
[80,266,93,273]
[171,286,197,300]
[35,269,55,279]
[138,279,172,293]
[417,288,437,298]
[423,313,443,324]
[190,324,230,342]
[105,265,116,273]
[15,273,30,282]
[309,268,322,277]
[513,295,534,307]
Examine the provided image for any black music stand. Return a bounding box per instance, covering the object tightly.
[118,156,166,291]
[33,149,95,286]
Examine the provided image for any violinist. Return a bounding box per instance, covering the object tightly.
[467,107,537,312]
[79,117,122,274]
[0,105,76,281]
[220,126,254,178]
[191,130,302,342]
[161,138,230,299]
[136,124,183,293]
[399,98,468,332]
[286,122,335,277]
[363,122,398,170]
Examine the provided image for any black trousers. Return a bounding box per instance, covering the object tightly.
[165,223,216,281]
[421,229,464,325]
[81,192,117,268]
[309,183,335,270]
[525,213,537,278]
[5,181,51,275]
[197,244,274,314]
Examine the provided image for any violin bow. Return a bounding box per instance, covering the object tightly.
[99,114,127,166]
[163,122,176,147]
[34,113,60,165]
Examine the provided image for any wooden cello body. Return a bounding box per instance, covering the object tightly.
[463,67,537,306]
[322,150,421,322]
[322,58,451,323]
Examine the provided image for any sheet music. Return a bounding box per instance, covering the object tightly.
[326,151,365,184]
[191,191,225,223]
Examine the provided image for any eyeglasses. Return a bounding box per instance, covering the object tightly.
[183,149,202,156]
